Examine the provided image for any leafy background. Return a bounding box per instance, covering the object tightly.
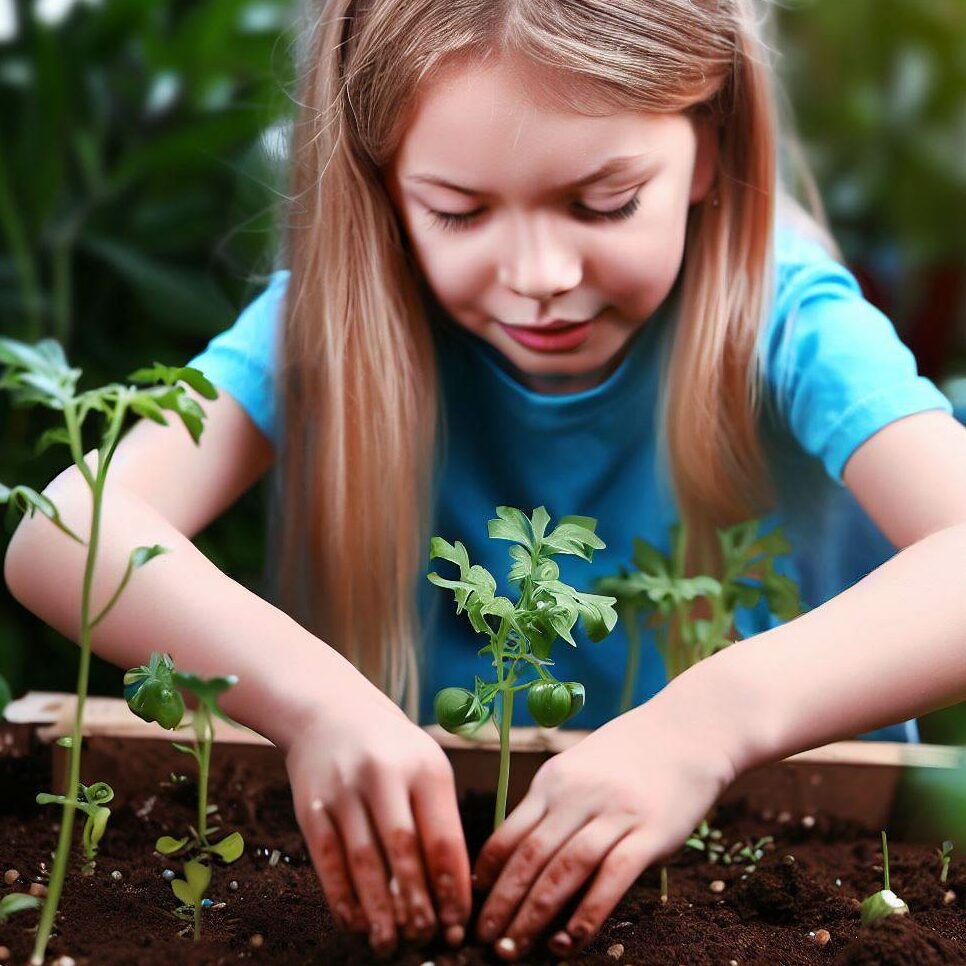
[1,0,964,738]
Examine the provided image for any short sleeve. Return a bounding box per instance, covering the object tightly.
[184,270,289,446]
[764,230,951,483]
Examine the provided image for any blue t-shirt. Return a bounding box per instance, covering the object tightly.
[185,224,951,740]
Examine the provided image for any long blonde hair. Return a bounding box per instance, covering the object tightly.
[267,0,838,718]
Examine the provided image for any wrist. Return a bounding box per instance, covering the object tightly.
[644,643,777,782]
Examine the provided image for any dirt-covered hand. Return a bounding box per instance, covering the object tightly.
[285,691,472,958]
[471,700,738,960]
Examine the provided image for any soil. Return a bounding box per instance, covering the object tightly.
[3,735,966,966]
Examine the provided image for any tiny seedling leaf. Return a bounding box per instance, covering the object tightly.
[208,832,244,863]
[156,835,190,855]
[0,892,42,921]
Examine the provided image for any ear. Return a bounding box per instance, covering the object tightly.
[688,112,720,205]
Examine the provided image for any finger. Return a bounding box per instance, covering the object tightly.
[500,814,637,961]
[334,795,399,956]
[411,763,472,945]
[473,791,546,890]
[366,773,438,943]
[476,807,589,946]
[300,796,367,932]
[548,828,654,958]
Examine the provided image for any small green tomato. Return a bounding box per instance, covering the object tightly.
[527,681,585,728]
[434,687,491,736]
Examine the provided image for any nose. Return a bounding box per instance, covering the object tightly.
[497,215,582,301]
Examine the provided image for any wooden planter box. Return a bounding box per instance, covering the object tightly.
[5,691,965,839]
[4,692,966,965]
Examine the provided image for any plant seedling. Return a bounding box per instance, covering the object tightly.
[125,652,245,940]
[938,840,954,884]
[660,866,668,905]
[36,737,114,876]
[0,336,217,966]
[861,830,909,926]
[428,506,617,828]
[0,892,43,922]
[596,519,801,712]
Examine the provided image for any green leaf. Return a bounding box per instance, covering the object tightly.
[207,831,244,863]
[36,792,67,807]
[84,806,111,855]
[0,484,85,543]
[156,835,190,855]
[171,742,197,757]
[0,893,42,922]
[486,506,533,550]
[529,506,551,546]
[185,858,212,898]
[34,426,72,456]
[542,522,606,561]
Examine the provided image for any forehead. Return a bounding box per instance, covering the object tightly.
[392,58,692,184]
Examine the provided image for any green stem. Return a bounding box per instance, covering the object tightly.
[197,708,212,844]
[31,399,127,966]
[494,687,514,831]
[882,830,890,891]
[618,601,641,715]
[660,865,668,904]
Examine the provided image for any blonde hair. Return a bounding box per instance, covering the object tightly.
[267,0,838,718]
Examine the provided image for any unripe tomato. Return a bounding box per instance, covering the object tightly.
[434,687,491,736]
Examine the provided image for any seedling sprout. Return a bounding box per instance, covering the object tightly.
[125,652,245,939]
[0,336,217,965]
[939,840,954,884]
[861,830,909,926]
[428,506,617,828]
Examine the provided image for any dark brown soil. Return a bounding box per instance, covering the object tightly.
[3,738,966,965]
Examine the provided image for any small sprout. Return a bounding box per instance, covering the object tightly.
[0,893,43,922]
[938,840,954,884]
[268,849,282,868]
[126,654,245,940]
[861,831,909,926]
[660,866,668,904]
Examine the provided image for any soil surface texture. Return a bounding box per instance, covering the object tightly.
[2,742,966,965]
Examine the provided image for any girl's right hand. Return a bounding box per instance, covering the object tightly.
[285,689,472,957]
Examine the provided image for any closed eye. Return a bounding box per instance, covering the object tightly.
[426,191,643,233]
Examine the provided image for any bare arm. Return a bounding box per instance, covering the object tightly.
[3,474,399,750]
[2,388,472,955]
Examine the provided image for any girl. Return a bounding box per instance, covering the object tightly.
[6,0,966,961]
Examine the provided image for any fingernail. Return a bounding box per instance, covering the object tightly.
[495,936,517,959]
[445,923,465,947]
[550,930,573,953]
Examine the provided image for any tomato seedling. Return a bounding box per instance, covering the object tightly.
[0,336,217,966]
[125,652,245,940]
[428,505,617,828]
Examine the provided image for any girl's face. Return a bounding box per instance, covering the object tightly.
[384,58,718,394]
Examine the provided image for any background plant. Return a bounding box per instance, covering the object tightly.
[596,519,802,712]
[125,651,245,941]
[428,506,617,828]
[0,335,217,964]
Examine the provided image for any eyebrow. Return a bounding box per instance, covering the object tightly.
[404,153,656,196]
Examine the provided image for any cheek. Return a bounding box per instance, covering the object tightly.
[406,225,491,309]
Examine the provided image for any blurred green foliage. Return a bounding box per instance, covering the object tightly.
[1,1,964,747]
[0,0,295,696]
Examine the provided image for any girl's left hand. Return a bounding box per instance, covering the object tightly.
[471,701,740,961]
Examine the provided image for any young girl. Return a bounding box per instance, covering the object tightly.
[7,0,966,961]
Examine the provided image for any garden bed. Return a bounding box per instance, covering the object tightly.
[2,694,966,965]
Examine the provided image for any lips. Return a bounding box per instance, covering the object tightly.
[499,317,594,353]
